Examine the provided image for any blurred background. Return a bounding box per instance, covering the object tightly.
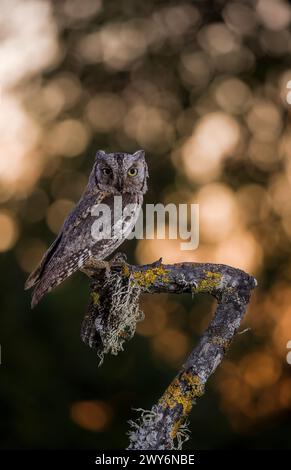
[0,0,291,450]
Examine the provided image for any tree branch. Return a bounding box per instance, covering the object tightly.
[80,260,257,450]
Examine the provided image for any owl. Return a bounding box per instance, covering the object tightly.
[25,150,148,307]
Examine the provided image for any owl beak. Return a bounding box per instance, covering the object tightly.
[116,177,123,193]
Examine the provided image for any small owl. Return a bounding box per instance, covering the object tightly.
[25,150,148,307]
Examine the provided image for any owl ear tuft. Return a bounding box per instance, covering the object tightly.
[95,150,106,159]
[132,149,145,159]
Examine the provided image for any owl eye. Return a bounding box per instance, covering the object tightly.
[102,167,112,176]
[128,167,138,177]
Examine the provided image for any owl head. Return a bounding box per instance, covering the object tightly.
[91,150,148,195]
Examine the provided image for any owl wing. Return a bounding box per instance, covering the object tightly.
[24,231,63,290]
[29,192,141,308]
[27,190,109,307]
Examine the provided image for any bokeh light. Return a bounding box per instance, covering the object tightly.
[70,400,113,432]
[0,211,19,252]
[1,0,291,450]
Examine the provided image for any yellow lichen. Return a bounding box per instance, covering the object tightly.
[160,372,205,439]
[205,271,221,279]
[131,266,169,288]
[91,291,100,306]
[160,372,204,413]
[192,270,222,293]
[122,264,130,277]
[185,373,205,397]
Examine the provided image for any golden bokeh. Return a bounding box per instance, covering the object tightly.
[0,211,19,252]
[1,0,291,439]
[46,199,75,234]
[180,112,241,183]
[45,119,90,158]
[151,327,190,367]
[137,298,167,337]
[16,238,47,273]
[70,400,113,432]
[196,183,240,243]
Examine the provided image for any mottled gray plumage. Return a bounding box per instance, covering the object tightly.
[25,150,148,307]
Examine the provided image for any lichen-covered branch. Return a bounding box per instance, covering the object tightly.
[80,260,257,449]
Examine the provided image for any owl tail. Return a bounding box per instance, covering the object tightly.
[30,275,58,308]
[30,264,65,308]
[25,262,62,308]
[30,252,83,308]
[24,233,63,291]
[25,264,44,290]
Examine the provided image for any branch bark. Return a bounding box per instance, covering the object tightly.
[80,261,257,450]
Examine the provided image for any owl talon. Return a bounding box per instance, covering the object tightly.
[104,253,128,277]
[109,252,127,265]
[81,255,127,279]
[81,267,96,277]
[81,259,111,278]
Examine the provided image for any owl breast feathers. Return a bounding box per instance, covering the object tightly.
[25,150,148,307]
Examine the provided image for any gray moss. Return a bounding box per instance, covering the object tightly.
[95,272,144,365]
[127,407,190,450]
